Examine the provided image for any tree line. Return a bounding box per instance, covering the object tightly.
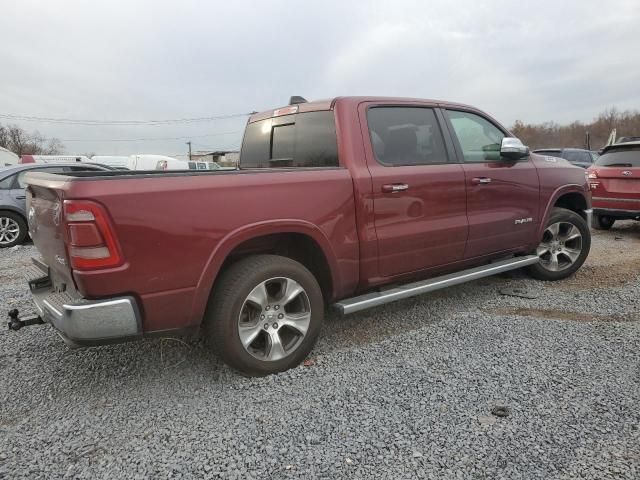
[511,108,640,151]
[0,123,64,156]
[2,107,639,157]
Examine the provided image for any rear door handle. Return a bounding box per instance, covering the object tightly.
[471,177,492,185]
[381,183,409,193]
[15,196,26,200]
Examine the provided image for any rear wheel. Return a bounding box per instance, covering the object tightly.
[204,254,324,376]
[0,212,27,248]
[527,207,590,281]
[592,214,615,230]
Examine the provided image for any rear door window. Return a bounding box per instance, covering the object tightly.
[366,107,449,166]
[240,111,338,168]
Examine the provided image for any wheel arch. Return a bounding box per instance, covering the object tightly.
[190,221,340,324]
[537,186,590,239]
[0,207,27,220]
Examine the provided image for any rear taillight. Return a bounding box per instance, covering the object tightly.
[587,170,599,190]
[63,200,123,270]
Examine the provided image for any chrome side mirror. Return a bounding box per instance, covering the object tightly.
[500,137,529,160]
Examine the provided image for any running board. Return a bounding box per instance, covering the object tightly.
[334,255,540,315]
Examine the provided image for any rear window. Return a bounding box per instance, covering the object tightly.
[536,151,562,158]
[240,111,339,168]
[595,147,640,168]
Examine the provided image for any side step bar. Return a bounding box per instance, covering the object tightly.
[334,255,540,315]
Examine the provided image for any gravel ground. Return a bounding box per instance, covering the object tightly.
[0,223,639,479]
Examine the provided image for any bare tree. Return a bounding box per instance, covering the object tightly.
[512,108,640,150]
[0,123,65,155]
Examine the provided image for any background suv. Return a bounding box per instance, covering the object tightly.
[587,142,640,229]
[533,148,599,169]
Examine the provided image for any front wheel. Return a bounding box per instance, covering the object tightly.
[203,254,324,376]
[526,207,591,281]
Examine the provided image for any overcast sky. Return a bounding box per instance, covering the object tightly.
[1,0,638,156]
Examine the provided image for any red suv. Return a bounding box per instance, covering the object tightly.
[587,142,640,229]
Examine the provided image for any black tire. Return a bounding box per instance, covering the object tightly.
[592,214,615,230]
[526,207,591,281]
[0,211,27,248]
[203,254,324,376]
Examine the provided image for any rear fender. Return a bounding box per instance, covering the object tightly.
[189,220,340,323]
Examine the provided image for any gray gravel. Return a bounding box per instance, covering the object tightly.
[1,224,639,479]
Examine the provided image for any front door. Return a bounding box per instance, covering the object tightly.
[360,103,468,278]
[444,109,540,259]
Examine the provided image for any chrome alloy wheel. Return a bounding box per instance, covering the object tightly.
[238,277,311,362]
[0,216,20,246]
[536,221,583,272]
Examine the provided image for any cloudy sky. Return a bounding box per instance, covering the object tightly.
[1,0,638,156]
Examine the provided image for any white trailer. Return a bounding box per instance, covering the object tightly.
[0,147,20,167]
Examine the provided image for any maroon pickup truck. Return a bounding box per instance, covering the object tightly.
[17,96,592,376]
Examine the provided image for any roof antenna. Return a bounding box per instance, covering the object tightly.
[289,96,308,105]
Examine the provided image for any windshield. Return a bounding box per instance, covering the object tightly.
[562,150,592,163]
[595,148,640,167]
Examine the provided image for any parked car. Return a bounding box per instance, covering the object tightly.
[532,148,598,168]
[18,96,592,376]
[617,136,640,144]
[587,141,640,229]
[0,163,113,247]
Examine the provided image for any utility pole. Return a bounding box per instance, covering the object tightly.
[186,141,192,161]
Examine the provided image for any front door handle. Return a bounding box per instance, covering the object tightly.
[382,183,409,193]
[471,177,492,185]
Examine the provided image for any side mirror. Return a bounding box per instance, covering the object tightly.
[500,137,529,160]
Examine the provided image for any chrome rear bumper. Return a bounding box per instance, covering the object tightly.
[25,262,142,347]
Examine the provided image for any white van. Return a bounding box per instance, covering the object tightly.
[90,156,130,169]
[128,155,188,171]
[0,147,20,167]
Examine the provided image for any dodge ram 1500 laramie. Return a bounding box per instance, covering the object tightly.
[15,96,593,376]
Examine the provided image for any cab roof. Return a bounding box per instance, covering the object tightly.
[247,96,479,123]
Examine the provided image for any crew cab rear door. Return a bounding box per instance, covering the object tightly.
[443,109,540,259]
[359,102,468,278]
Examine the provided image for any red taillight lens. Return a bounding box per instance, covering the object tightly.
[63,200,123,270]
[68,223,103,246]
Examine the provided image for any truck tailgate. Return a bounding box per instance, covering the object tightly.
[25,174,76,292]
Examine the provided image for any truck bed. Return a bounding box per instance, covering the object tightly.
[25,167,359,333]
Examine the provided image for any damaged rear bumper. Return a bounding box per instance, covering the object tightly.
[25,260,142,347]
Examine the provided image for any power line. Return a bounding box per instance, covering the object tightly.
[61,130,244,142]
[0,111,255,126]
